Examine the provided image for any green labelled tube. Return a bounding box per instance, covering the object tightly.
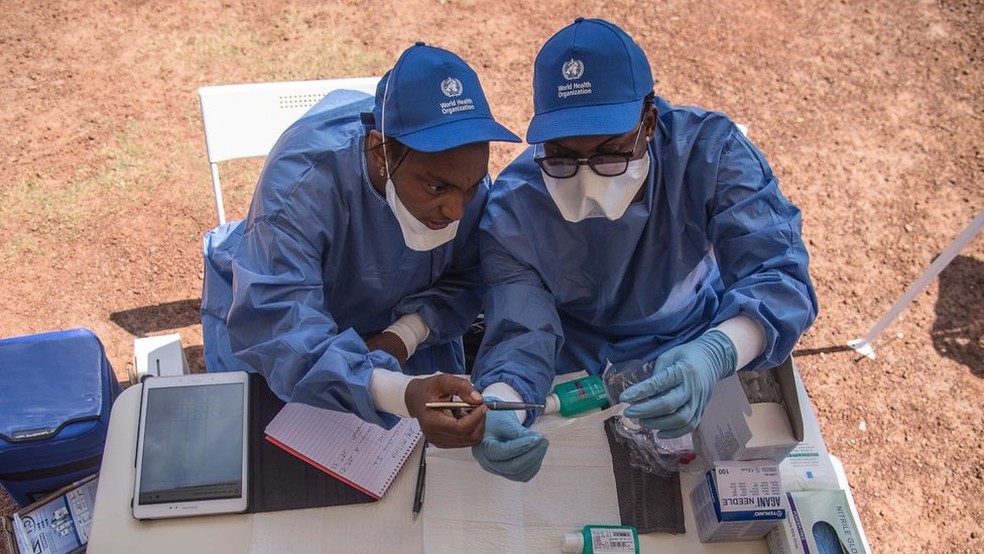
[562,524,639,554]
[544,375,608,417]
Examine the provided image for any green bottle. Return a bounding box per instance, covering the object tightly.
[562,524,640,554]
[544,375,608,416]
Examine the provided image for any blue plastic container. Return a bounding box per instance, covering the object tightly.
[0,328,120,506]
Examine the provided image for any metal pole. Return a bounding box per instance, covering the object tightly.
[848,208,984,359]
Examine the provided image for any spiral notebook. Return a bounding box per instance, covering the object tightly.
[264,402,422,499]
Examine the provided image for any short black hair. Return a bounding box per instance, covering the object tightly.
[367,136,412,174]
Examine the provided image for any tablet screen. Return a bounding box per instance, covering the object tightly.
[134,370,247,517]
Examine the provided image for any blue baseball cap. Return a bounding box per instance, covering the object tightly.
[526,18,654,144]
[372,42,520,152]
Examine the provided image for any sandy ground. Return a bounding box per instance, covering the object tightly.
[1,1,982,552]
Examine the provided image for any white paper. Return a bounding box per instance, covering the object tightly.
[424,406,621,553]
[249,506,426,554]
[265,402,422,498]
[249,509,323,554]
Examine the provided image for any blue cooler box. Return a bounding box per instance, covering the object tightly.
[0,328,120,506]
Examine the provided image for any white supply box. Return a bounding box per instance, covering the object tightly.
[777,368,840,492]
[130,333,188,384]
[766,489,869,554]
[691,460,786,543]
[696,357,804,463]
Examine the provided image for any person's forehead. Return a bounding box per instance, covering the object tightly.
[404,145,489,185]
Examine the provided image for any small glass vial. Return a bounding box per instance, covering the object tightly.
[543,375,608,416]
[562,524,640,554]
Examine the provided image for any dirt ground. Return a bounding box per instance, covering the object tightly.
[1,0,982,552]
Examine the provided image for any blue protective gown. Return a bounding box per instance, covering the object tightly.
[201,90,488,428]
[473,97,818,408]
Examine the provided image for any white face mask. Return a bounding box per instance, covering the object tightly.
[379,73,458,251]
[384,177,459,251]
[542,150,651,222]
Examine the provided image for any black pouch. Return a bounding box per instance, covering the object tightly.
[247,373,376,513]
[603,417,686,534]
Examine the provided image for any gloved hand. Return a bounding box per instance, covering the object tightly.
[620,330,737,438]
[471,397,548,482]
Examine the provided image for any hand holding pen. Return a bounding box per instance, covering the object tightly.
[404,374,486,448]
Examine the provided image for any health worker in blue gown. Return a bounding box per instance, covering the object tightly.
[201,42,521,448]
[470,18,818,481]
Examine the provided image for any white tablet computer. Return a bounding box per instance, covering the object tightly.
[132,371,250,520]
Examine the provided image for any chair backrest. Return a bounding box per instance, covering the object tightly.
[198,77,381,225]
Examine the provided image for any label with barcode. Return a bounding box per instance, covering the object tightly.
[590,527,636,553]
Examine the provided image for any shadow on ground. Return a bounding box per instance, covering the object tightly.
[109,298,201,336]
[792,344,854,357]
[110,298,207,374]
[932,255,984,377]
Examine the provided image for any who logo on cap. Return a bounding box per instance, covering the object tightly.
[372,42,520,152]
[562,58,585,81]
[527,18,654,144]
[441,77,464,97]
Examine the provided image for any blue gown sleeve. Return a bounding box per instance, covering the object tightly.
[391,181,488,346]
[470,193,564,413]
[707,128,819,368]
[227,215,402,429]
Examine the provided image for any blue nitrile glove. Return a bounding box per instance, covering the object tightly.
[620,330,737,438]
[471,397,549,482]
[812,521,846,554]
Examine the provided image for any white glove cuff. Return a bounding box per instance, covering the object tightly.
[369,368,418,419]
[482,382,527,424]
[384,313,431,358]
[711,315,767,371]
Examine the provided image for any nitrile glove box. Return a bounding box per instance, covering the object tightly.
[766,489,870,554]
[0,329,120,507]
[690,460,786,543]
[695,357,804,463]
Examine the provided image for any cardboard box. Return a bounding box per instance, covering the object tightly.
[766,489,869,554]
[777,368,840,492]
[1,474,98,554]
[690,460,786,543]
[696,357,804,463]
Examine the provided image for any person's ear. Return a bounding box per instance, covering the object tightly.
[367,129,384,153]
[643,106,658,140]
[366,129,387,170]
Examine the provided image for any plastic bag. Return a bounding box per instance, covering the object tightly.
[602,359,706,476]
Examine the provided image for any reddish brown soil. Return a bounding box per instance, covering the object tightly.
[1,1,982,552]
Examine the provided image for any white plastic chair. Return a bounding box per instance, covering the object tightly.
[197,77,381,225]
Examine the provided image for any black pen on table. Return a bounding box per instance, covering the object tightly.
[412,439,427,520]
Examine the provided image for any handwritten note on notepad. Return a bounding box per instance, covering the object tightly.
[264,403,422,499]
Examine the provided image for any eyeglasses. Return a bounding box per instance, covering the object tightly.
[533,123,644,179]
